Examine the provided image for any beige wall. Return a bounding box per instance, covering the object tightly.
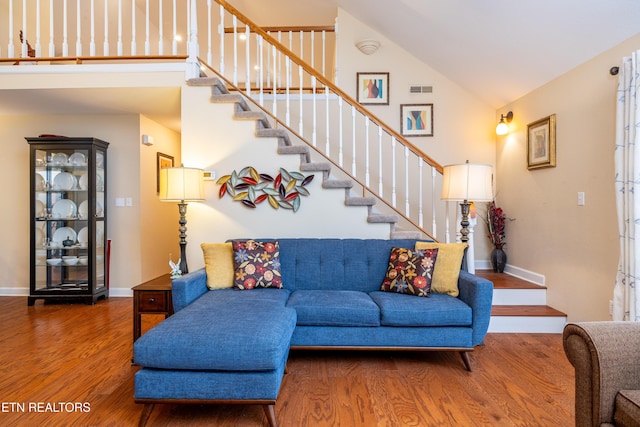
[139,115,181,280]
[336,9,497,263]
[496,33,640,321]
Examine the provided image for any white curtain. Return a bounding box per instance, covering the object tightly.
[614,50,640,322]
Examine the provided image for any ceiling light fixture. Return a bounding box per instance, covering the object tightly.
[355,39,380,55]
[496,111,513,135]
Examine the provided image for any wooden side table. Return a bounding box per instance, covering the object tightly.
[132,274,174,343]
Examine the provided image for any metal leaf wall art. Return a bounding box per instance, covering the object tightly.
[217,166,314,212]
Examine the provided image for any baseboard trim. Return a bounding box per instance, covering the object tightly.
[0,288,132,297]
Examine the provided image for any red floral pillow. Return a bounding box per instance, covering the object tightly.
[380,247,439,297]
[232,240,283,290]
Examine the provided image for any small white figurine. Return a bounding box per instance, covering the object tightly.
[169,256,182,279]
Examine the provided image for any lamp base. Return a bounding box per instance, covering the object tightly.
[178,202,189,274]
[459,201,471,243]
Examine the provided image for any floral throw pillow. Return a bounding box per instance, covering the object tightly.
[380,247,439,297]
[232,240,283,290]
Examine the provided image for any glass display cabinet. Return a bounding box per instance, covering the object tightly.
[27,136,109,305]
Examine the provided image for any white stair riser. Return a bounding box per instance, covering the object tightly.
[493,289,547,306]
[488,316,566,333]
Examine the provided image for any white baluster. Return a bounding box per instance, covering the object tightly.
[405,146,410,216]
[266,31,271,86]
[62,0,68,56]
[310,30,315,69]
[172,0,178,55]
[49,0,56,57]
[218,5,223,74]
[445,203,451,243]
[8,0,14,58]
[117,0,122,56]
[365,117,370,187]
[21,0,27,57]
[338,97,344,167]
[298,61,303,135]
[232,16,237,86]
[186,0,199,79]
[390,137,396,207]
[285,56,291,126]
[351,106,356,176]
[378,127,383,196]
[35,0,42,57]
[312,75,317,147]
[277,31,281,88]
[325,86,330,156]
[75,0,82,56]
[245,25,251,94]
[144,0,150,55]
[158,0,164,55]
[130,0,136,55]
[103,0,109,56]
[334,18,339,86]
[89,0,95,56]
[418,159,423,228]
[322,30,326,77]
[431,167,437,238]
[272,44,277,116]
[258,35,264,106]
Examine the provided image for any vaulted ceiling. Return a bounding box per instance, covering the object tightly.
[232,0,640,108]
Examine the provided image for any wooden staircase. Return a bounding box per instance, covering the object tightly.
[476,270,567,333]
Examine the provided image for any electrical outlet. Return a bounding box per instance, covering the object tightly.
[125,197,133,207]
[115,197,125,207]
[577,192,585,206]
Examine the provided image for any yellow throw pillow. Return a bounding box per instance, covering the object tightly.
[414,242,467,297]
[201,242,234,290]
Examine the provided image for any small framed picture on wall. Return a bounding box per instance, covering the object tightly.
[527,114,556,170]
[357,72,389,105]
[157,152,174,193]
[400,104,433,137]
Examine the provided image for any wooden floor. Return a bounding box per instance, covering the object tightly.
[0,296,575,426]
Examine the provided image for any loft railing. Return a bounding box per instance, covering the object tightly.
[1,0,461,245]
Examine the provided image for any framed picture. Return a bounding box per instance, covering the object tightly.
[527,114,556,170]
[157,152,174,193]
[357,72,389,105]
[400,104,433,137]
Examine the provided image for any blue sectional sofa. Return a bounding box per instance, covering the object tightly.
[134,238,494,426]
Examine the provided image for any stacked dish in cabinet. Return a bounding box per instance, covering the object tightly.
[27,136,109,306]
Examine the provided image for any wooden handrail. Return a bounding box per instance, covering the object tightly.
[200,60,438,241]
[224,26,335,34]
[214,0,443,174]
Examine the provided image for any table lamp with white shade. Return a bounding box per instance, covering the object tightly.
[159,166,205,274]
[441,161,493,243]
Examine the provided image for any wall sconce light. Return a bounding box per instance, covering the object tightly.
[355,39,380,55]
[496,111,513,135]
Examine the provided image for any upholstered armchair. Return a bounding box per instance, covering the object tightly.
[563,322,640,426]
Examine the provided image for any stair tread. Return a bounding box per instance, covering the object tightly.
[491,305,566,317]
[475,270,546,290]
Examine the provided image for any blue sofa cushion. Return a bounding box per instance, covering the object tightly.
[369,291,472,327]
[134,294,296,371]
[277,239,422,292]
[286,290,381,326]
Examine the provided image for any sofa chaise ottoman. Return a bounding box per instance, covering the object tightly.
[133,238,494,426]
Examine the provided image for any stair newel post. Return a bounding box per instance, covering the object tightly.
[186,0,200,80]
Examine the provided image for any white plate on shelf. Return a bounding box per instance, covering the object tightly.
[51,199,77,219]
[78,200,88,219]
[35,227,45,248]
[51,153,68,165]
[96,201,103,217]
[52,227,77,245]
[78,227,88,244]
[96,152,104,168]
[35,173,45,191]
[53,172,77,190]
[35,200,46,218]
[96,174,103,191]
[69,152,86,166]
[79,174,88,190]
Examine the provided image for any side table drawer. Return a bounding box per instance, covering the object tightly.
[137,291,169,312]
